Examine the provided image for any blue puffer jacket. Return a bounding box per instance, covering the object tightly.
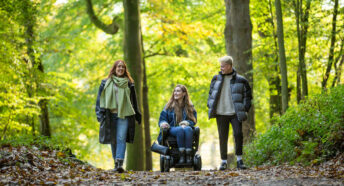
[207,69,252,122]
[157,106,197,144]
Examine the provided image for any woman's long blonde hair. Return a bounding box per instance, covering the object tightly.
[165,84,196,124]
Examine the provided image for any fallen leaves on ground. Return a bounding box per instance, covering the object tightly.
[0,145,343,185]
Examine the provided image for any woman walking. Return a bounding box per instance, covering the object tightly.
[95,60,141,172]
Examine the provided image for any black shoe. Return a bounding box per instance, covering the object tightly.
[219,162,227,170]
[113,161,118,172]
[185,148,193,164]
[115,159,125,173]
[237,160,247,170]
[112,160,118,172]
[178,148,185,164]
[117,159,124,173]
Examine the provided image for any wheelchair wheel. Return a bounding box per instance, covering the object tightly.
[193,154,202,171]
[164,156,170,172]
[160,155,165,172]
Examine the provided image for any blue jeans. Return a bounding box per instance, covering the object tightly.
[110,116,129,160]
[169,126,193,148]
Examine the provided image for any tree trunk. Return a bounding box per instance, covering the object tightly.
[141,29,152,170]
[142,58,152,170]
[295,0,301,103]
[23,0,36,135]
[39,99,51,136]
[123,0,145,171]
[224,0,255,143]
[332,39,344,87]
[268,78,282,119]
[296,68,301,103]
[294,0,310,100]
[23,0,51,137]
[333,55,344,86]
[275,0,289,113]
[322,0,339,89]
[268,0,282,118]
[299,0,310,98]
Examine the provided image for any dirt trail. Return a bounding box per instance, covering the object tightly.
[0,146,343,185]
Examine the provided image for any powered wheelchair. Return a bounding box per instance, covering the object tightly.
[158,127,202,172]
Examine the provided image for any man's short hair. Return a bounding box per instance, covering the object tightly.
[218,56,233,66]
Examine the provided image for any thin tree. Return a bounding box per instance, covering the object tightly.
[332,38,344,87]
[23,0,51,136]
[322,0,339,89]
[275,0,289,113]
[293,0,311,102]
[141,31,153,171]
[333,54,344,86]
[123,0,145,170]
[268,0,282,118]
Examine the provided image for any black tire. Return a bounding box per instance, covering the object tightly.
[164,156,170,172]
[160,155,165,172]
[193,154,202,171]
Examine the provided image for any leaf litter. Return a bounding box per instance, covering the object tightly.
[0,145,343,185]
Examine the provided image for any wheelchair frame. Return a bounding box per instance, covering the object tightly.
[160,127,202,172]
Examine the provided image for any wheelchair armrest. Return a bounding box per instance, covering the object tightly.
[193,126,200,151]
[194,126,200,136]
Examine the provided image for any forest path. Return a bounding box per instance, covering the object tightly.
[0,145,343,185]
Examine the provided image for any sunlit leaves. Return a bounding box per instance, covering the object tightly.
[142,0,225,57]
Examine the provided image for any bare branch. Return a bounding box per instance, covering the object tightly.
[85,0,119,35]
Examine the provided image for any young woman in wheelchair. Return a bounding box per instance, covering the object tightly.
[158,84,197,164]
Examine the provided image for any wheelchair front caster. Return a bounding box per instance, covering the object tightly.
[160,155,170,172]
[160,155,165,172]
[193,154,202,171]
[163,156,170,172]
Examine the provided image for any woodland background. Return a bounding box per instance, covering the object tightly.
[0,0,343,171]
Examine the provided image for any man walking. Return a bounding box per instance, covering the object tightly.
[207,56,252,170]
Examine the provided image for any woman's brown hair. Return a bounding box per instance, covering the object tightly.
[107,60,134,83]
[165,84,196,124]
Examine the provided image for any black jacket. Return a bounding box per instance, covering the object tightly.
[95,79,141,144]
[207,70,252,122]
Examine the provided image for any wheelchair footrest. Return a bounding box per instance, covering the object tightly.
[174,163,194,168]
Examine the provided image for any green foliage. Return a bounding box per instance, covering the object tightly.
[141,0,225,58]
[0,0,44,138]
[0,135,65,151]
[245,85,344,166]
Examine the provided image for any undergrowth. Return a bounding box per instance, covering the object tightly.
[245,85,344,166]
